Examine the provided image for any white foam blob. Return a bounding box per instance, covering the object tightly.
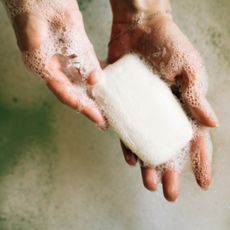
[93,54,193,166]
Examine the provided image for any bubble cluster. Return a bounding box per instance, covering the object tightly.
[2,0,98,82]
[190,133,212,187]
[2,0,65,20]
[159,45,208,112]
[141,115,213,182]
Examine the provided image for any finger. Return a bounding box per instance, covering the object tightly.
[46,73,107,129]
[180,72,219,128]
[185,93,218,128]
[120,141,138,166]
[190,127,212,190]
[141,166,158,191]
[162,169,179,202]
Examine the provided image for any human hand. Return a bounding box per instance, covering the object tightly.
[108,1,218,201]
[3,0,106,128]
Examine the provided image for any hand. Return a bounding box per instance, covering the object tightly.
[108,12,218,201]
[4,0,106,128]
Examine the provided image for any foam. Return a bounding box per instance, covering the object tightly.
[2,0,66,20]
[2,0,98,81]
[155,143,191,177]
[136,22,209,114]
[157,40,208,112]
[93,54,193,166]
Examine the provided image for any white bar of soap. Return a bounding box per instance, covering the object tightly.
[93,54,193,166]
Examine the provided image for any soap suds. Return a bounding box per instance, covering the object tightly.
[2,0,98,81]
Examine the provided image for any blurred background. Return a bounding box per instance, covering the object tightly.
[0,0,229,229]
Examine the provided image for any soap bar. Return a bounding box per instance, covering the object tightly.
[93,54,193,166]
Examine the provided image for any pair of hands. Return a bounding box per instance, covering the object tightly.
[8,0,218,201]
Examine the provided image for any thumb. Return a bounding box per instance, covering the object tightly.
[180,71,219,128]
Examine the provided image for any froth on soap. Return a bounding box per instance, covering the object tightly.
[93,54,193,166]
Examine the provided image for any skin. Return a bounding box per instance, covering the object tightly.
[109,0,218,201]
[6,0,107,128]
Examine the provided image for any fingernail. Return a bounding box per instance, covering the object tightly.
[126,153,137,166]
[213,114,220,127]
[206,101,220,127]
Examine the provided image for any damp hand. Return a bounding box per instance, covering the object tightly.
[5,0,106,128]
[108,14,218,201]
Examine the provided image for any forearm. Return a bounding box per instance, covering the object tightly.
[110,0,171,22]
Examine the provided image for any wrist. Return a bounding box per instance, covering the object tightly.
[2,0,80,20]
[110,0,172,23]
